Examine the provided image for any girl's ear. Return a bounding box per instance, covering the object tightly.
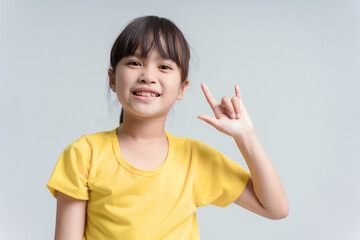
[108,69,116,92]
[177,78,190,100]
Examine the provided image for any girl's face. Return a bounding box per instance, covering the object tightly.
[109,47,189,121]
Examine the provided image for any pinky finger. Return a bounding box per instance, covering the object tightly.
[235,85,242,98]
[231,96,241,119]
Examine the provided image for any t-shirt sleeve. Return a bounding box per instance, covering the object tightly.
[194,140,250,208]
[46,135,91,200]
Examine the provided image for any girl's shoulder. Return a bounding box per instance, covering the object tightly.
[166,131,218,154]
[65,127,116,151]
[83,128,116,142]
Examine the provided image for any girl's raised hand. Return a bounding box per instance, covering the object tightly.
[198,83,255,138]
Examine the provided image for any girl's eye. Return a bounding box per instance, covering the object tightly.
[128,62,141,66]
[160,65,171,70]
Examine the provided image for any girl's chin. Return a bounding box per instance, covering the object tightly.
[124,109,169,121]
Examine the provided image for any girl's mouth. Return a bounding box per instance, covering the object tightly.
[133,91,160,97]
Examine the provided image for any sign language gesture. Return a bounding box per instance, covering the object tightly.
[198,83,256,138]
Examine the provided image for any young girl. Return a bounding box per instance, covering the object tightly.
[46,16,288,240]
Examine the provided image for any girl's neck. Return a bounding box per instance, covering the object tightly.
[118,115,167,141]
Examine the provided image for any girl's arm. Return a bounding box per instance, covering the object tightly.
[198,83,289,220]
[54,191,87,240]
[232,132,289,219]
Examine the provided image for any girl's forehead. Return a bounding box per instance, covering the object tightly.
[130,47,174,62]
[135,39,171,58]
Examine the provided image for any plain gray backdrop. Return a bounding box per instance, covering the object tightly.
[1,0,359,239]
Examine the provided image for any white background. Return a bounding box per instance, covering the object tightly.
[1,0,359,239]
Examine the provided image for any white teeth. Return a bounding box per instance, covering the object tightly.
[134,91,159,97]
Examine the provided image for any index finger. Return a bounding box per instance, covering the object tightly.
[200,83,218,110]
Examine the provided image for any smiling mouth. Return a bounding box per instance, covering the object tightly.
[133,91,160,97]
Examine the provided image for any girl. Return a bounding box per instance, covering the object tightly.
[46,16,288,240]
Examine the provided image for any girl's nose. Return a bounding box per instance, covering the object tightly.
[138,67,157,84]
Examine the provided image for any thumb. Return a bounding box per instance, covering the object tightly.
[197,114,219,128]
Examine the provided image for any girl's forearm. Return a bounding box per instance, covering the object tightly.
[234,131,289,217]
[197,83,288,217]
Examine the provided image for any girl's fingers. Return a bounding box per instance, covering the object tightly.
[197,114,218,128]
[220,96,235,119]
[231,96,241,119]
[201,83,245,120]
[235,85,242,98]
[200,83,218,112]
[235,84,246,106]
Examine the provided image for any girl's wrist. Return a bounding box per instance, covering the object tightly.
[233,129,256,142]
[233,130,259,157]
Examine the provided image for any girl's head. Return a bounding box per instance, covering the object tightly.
[108,16,191,124]
[109,15,190,83]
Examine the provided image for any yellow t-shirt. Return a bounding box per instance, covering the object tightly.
[46,127,250,240]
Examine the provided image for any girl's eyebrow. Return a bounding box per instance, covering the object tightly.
[133,51,143,58]
[131,51,172,62]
